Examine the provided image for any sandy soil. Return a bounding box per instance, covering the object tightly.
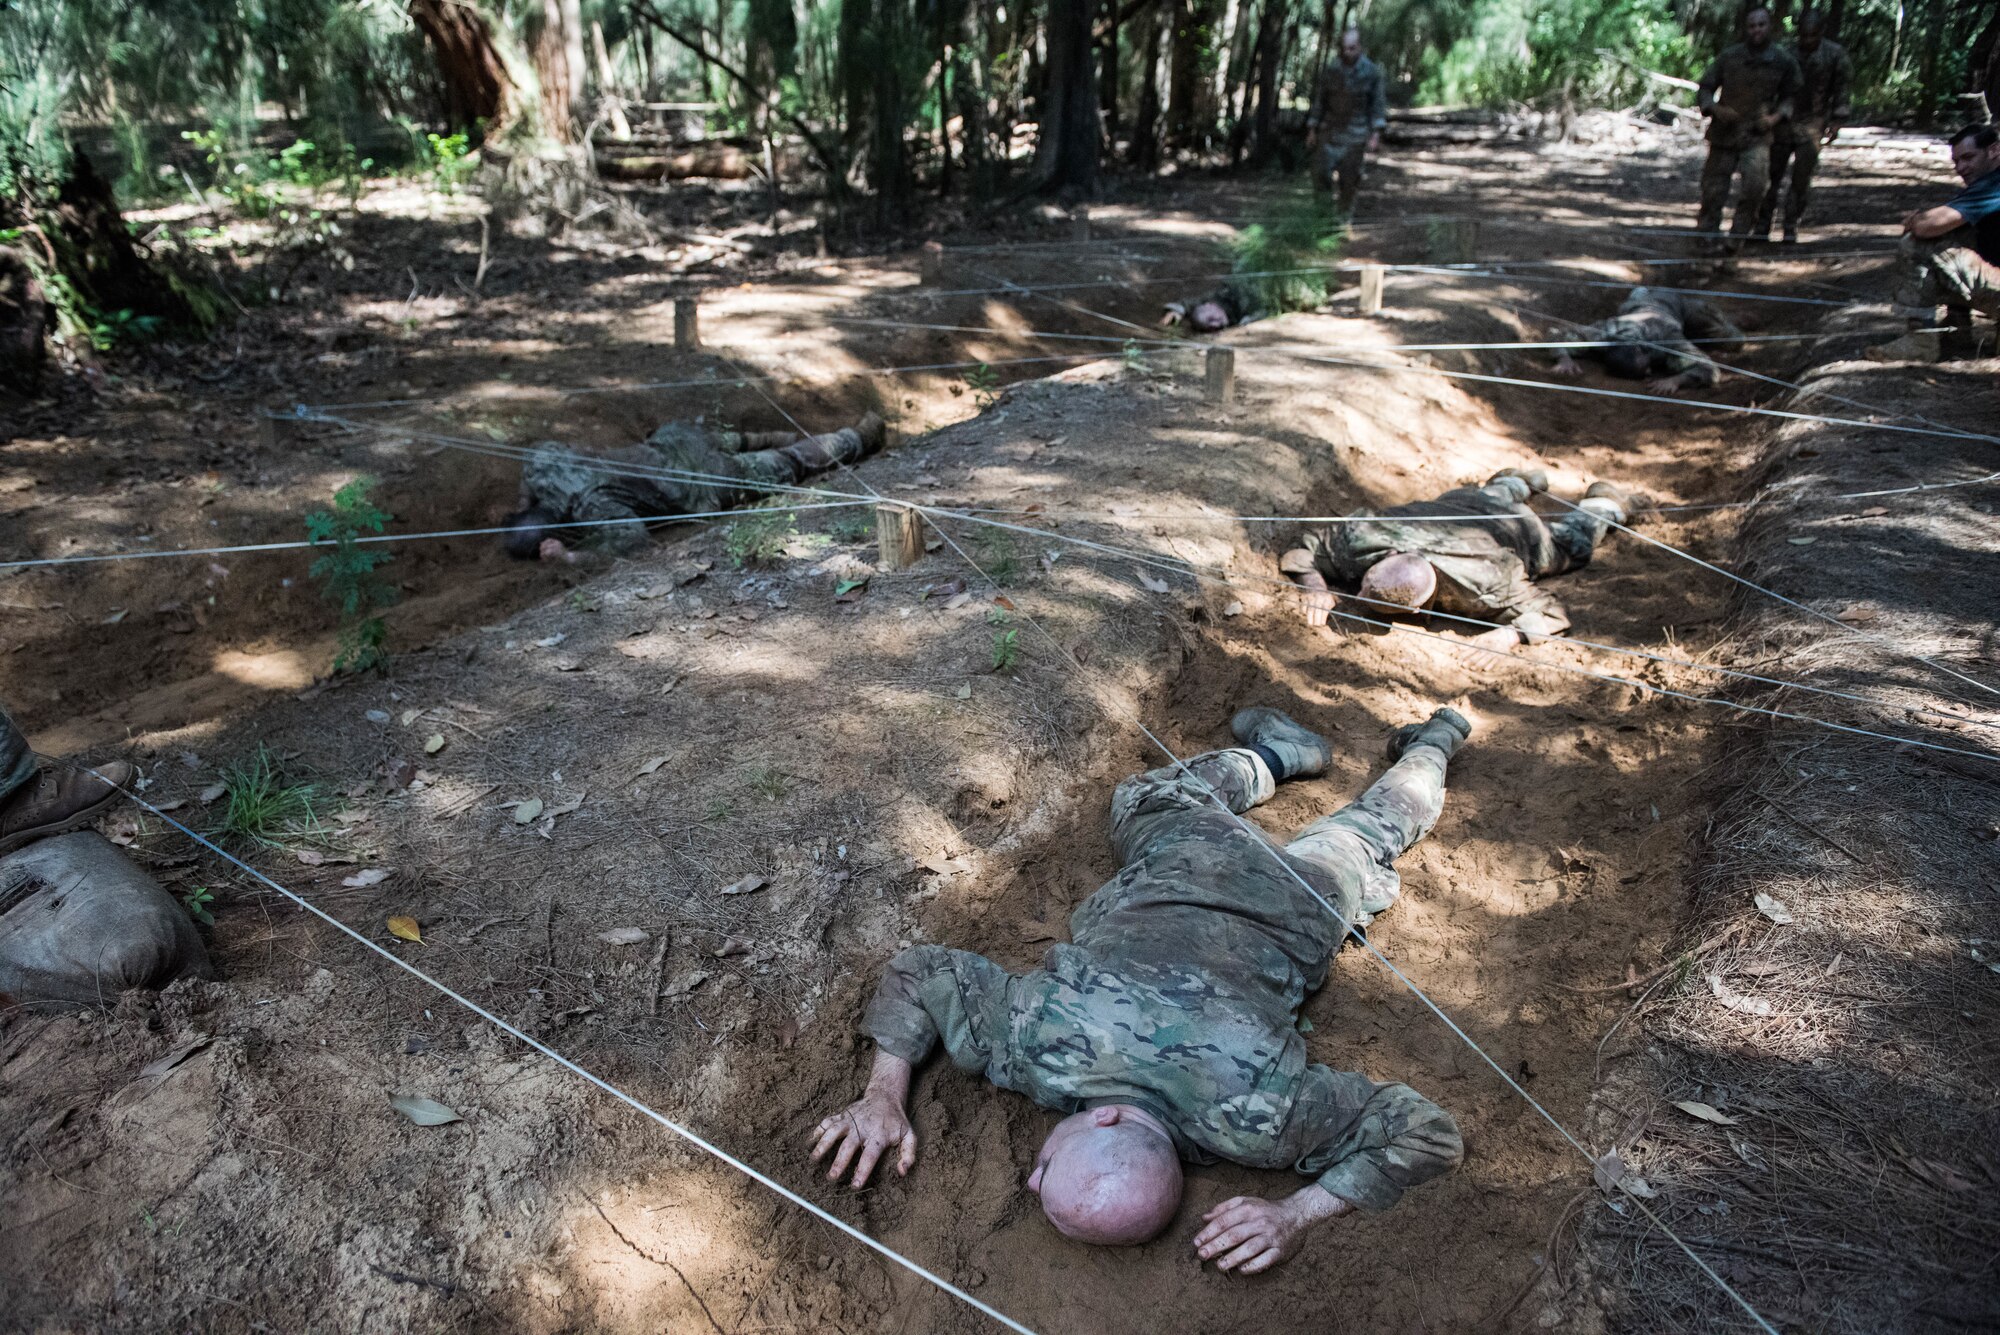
[1,120,1984,1334]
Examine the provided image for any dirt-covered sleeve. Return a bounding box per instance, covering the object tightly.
[1292,1065,1464,1212]
[861,945,1017,1072]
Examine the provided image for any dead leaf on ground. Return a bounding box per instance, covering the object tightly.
[1223,601,1244,618]
[992,595,1015,611]
[534,633,566,648]
[1674,1100,1741,1126]
[1833,603,1878,624]
[922,578,966,601]
[1109,503,1140,517]
[720,873,766,896]
[712,937,752,958]
[198,782,227,804]
[920,851,970,876]
[389,1094,461,1127]
[661,970,709,998]
[1787,536,1817,546]
[598,926,650,946]
[777,1018,800,1048]
[1737,959,1784,977]
[153,798,185,812]
[943,591,972,611]
[137,1036,213,1081]
[635,756,669,778]
[385,758,417,789]
[1753,892,1794,925]
[954,683,972,700]
[1860,506,1889,517]
[834,577,868,603]
[334,809,370,826]
[1708,972,1774,1016]
[1134,568,1170,594]
[106,818,140,847]
[399,708,421,727]
[1593,1147,1629,1194]
[385,912,422,941]
[547,791,586,818]
[512,798,543,824]
[423,734,446,755]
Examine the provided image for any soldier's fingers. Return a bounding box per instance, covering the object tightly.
[826,1131,862,1182]
[1196,1220,1265,1260]
[850,1138,888,1189]
[1200,1196,1257,1224]
[1193,1207,1258,1249]
[1237,1246,1285,1276]
[808,1124,845,1161]
[1214,1237,1271,1273]
[896,1130,918,1176]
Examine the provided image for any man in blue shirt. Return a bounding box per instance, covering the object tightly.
[1869,123,2000,361]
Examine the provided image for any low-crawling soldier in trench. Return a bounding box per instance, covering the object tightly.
[1549,285,1745,395]
[1278,469,1645,643]
[810,705,1471,1273]
[501,411,886,561]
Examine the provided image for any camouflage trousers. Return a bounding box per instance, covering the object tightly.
[1697,141,1771,239]
[1313,132,1371,216]
[0,705,30,801]
[1894,233,2000,319]
[1077,743,1451,1001]
[1756,119,1824,235]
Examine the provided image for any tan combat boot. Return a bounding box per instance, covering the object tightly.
[0,760,136,855]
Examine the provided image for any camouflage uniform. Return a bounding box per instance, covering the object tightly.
[1696,42,1801,240]
[1894,232,2000,320]
[1757,38,1850,238]
[520,419,878,552]
[1308,56,1390,216]
[1164,280,1263,330]
[1572,286,1744,388]
[1299,474,1622,638]
[863,743,1465,1212]
[0,705,31,800]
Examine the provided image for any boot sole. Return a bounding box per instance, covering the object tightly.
[0,791,125,856]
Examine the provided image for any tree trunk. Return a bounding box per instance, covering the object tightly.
[0,246,47,393]
[408,0,532,139]
[533,0,580,141]
[50,153,193,328]
[1033,0,1102,195]
[1099,0,1121,139]
[1247,0,1283,165]
[1131,0,1164,168]
[1166,0,1222,148]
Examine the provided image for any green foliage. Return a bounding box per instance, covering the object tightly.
[976,533,1020,586]
[744,764,793,800]
[991,628,1020,673]
[727,505,798,567]
[1231,193,1345,314]
[966,362,1001,411]
[305,477,397,675]
[423,133,476,194]
[214,748,320,847]
[180,886,216,927]
[826,510,876,544]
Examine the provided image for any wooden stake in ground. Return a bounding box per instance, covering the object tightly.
[921,241,944,285]
[1205,347,1236,404]
[1359,265,1385,316]
[1072,207,1090,244]
[674,296,700,350]
[876,504,925,570]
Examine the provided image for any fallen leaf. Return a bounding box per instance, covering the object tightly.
[1833,604,1878,624]
[296,849,326,866]
[1787,536,1817,546]
[389,1094,461,1126]
[1622,1175,1658,1199]
[720,873,766,896]
[1135,568,1170,594]
[512,798,543,824]
[597,926,650,946]
[635,756,668,778]
[661,970,709,998]
[943,591,972,611]
[1674,1100,1740,1126]
[365,709,391,724]
[777,1018,800,1048]
[554,658,583,672]
[1593,1147,1629,1194]
[334,809,370,826]
[153,798,185,813]
[920,851,970,876]
[1109,503,1140,517]
[1860,506,1889,517]
[1738,960,1784,977]
[712,936,752,958]
[107,818,140,847]
[423,734,446,755]
[138,1036,213,1080]
[547,791,585,818]
[834,577,868,603]
[922,578,966,600]
[1707,972,1773,1016]
[102,608,128,625]
[385,758,416,789]
[992,595,1015,611]
[954,683,972,700]
[399,708,420,727]
[344,868,392,889]
[1753,892,1793,925]
[385,912,421,940]
[1223,601,1244,618]
[198,782,227,804]
[534,633,566,648]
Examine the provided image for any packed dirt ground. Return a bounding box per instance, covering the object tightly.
[4,118,1996,1334]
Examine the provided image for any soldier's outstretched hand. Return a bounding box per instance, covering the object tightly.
[810,1089,918,1188]
[1195,1186,1353,1274]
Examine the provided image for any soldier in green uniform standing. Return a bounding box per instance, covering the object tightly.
[501,412,885,560]
[811,706,1470,1270]
[1695,6,1801,251]
[1756,9,1851,244]
[1307,28,1389,221]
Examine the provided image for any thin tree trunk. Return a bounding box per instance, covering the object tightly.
[1132,0,1163,167]
[1248,0,1283,165]
[1033,0,1102,195]
[408,0,533,139]
[1099,0,1121,139]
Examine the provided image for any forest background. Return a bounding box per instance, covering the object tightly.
[2,0,1997,365]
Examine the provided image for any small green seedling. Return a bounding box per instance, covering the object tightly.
[727,506,798,568]
[991,628,1020,673]
[180,886,216,926]
[305,477,398,674]
[966,362,1001,410]
[744,765,792,800]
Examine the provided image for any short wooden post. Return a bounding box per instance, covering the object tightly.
[876,503,924,571]
[1204,347,1236,404]
[1358,264,1385,316]
[920,240,944,285]
[1071,206,1090,244]
[674,295,700,350]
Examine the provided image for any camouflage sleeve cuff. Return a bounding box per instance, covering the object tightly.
[861,946,948,1065]
[1314,1155,1404,1213]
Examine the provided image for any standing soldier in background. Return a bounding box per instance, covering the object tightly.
[1756,9,1850,244]
[1695,6,1801,253]
[1307,28,1389,222]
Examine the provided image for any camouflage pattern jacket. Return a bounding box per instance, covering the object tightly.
[1697,42,1801,148]
[1309,56,1390,141]
[1303,484,1584,637]
[520,422,797,552]
[1577,286,1744,388]
[864,930,1463,1212]
[1789,39,1852,126]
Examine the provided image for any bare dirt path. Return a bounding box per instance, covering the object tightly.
[0,123,1976,1334]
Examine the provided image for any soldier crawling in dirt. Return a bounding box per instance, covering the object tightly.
[1550,285,1745,394]
[1160,279,1263,334]
[501,412,886,561]
[1278,469,1645,642]
[810,704,1471,1272]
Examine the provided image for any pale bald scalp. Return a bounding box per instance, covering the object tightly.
[1040,1122,1183,1245]
[1358,551,1439,610]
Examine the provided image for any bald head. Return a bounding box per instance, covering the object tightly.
[1339,28,1362,64]
[1358,551,1438,611]
[1028,1106,1182,1246]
